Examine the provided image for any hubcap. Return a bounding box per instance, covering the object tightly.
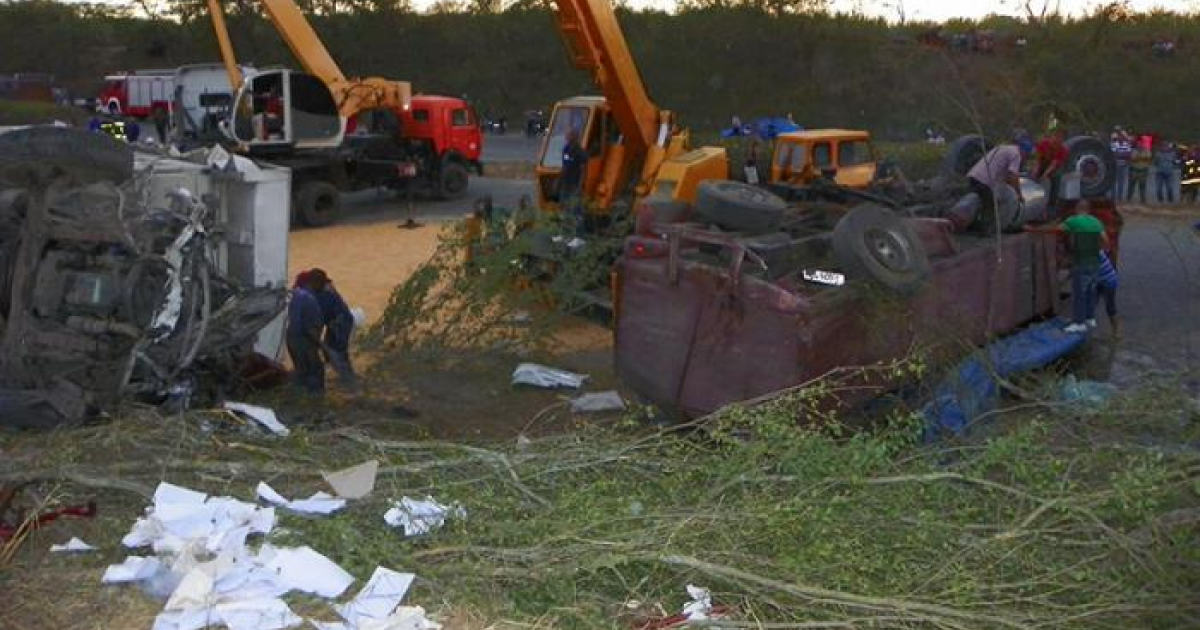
[865,227,912,272]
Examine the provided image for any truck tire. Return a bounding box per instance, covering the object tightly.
[0,126,133,185]
[1066,135,1116,198]
[694,179,785,235]
[438,161,469,200]
[941,134,990,178]
[295,181,341,227]
[832,203,931,295]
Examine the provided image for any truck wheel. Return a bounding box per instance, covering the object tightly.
[941,134,990,178]
[0,126,133,185]
[833,203,931,295]
[295,181,341,227]
[694,179,785,234]
[438,161,469,200]
[1066,135,1116,198]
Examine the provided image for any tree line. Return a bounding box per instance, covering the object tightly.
[3,0,1200,140]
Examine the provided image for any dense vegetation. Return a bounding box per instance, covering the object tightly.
[2,1,1199,138]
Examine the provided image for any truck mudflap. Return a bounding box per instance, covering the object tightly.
[615,226,1060,418]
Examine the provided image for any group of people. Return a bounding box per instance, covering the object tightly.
[286,268,358,396]
[963,131,1121,337]
[1110,127,1191,204]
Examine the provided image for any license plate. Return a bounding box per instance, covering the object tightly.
[802,269,845,286]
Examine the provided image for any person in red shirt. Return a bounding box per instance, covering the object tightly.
[1034,128,1069,210]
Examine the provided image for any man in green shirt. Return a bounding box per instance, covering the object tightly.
[1026,200,1110,333]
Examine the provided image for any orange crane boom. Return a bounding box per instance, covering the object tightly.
[205,0,410,120]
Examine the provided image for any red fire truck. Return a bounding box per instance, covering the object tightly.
[98,70,174,118]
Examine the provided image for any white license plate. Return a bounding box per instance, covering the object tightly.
[802,269,845,286]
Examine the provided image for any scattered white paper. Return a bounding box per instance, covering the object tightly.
[383,497,465,537]
[257,482,346,515]
[357,607,441,630]
[570,391,626,413]
[165,567,216,612]
[260,545,355,599]
[682,584,713,620]
[309,621,350,630]
[50,537,96,553]
[225,402,291,436]
[511,363,588,389]
[322,460,379,500]
[103,556,164,583]
[215,598,303,630]
[566,237,587,250]
[152,608,217,630]
[155,481,209,506]
[336,567,416,628]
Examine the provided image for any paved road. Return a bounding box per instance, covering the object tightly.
[337,176,534,225]
[1077,214,1200,392]
[481,133,541,163]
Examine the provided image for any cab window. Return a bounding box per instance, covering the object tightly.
[789,145,808,170]
[813,143,832,168]
[412,109,430,123]
[540,105,589,168]
[838,140,872,167]
[452,108,472,127]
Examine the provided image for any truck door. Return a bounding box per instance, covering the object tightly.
[835,139,876,189]
[448,106,481,163]
[229,70,342,151]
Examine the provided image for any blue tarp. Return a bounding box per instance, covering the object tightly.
[720,117,801,140]
[922,319,1088,439]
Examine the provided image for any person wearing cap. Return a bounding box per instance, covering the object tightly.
[308,268,358,388]
[287,271,326,395]
[965,135,1031,234]
[1033,127,1068,209]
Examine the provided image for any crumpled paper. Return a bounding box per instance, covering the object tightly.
[511,363,588,389]
[383,497,466,537]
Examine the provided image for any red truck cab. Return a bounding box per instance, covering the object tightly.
[401,95,484,175]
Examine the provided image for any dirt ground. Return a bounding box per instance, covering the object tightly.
[287,221,443,326]
[283,216,622,441]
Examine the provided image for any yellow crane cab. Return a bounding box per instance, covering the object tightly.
[770,129,877,190]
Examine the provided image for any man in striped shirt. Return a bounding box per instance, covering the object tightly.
[1097,251,1119,338]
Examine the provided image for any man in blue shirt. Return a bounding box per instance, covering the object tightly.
[287,271,325,395]
[308,268,358,388]
[558,128,588,235]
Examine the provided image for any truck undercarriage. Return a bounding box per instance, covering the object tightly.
[0,127,285,427]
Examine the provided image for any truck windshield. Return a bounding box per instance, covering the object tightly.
[541,106,589,168]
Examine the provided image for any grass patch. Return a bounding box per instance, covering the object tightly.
[0,100,89,126]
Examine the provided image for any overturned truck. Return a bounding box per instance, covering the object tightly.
[614,136,1121,418]
[0,127,288,427]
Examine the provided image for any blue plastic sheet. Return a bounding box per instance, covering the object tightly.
[922,319,1088,439]
[720,117,801,140]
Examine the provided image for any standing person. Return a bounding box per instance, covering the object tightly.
[125,117,141,143]
[308,268,358,388]
[152,106,169,144]
[1110,127,1132,201]
[1127,139,1151,203]
[1025,200,1110,333]
[1153,140,1177,203]
[558,127,588,236]
[1033,127,1068,208]
[1096,250,1120,338]
[965,134,1031,234]
[287,271,325,395]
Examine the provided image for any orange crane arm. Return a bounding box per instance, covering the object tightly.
[552,0,660,154]
[206,0,410,119]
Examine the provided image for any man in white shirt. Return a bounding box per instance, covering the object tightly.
[966,135,1032,234]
